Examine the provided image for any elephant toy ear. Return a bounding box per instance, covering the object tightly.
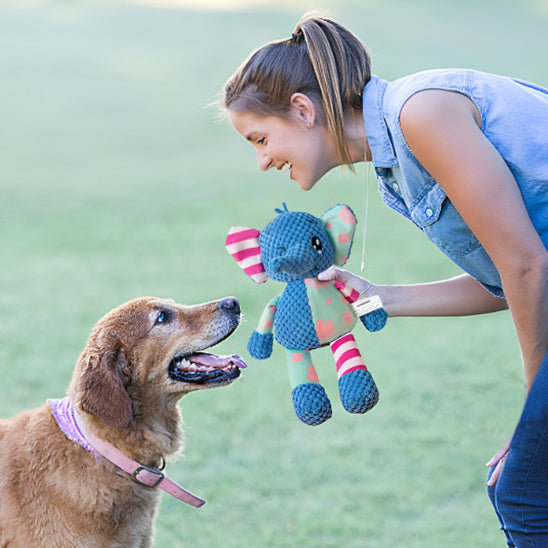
[226,227,269,283]
[321,204,357,266]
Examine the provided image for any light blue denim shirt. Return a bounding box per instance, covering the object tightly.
[362,69,548,297]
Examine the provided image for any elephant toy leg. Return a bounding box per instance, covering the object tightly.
[331,333,379,414]
[286,349,332,426]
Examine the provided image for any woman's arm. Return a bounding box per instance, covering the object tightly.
[400,89,548,392]
[376,273,508,317]
[319,268,508,316]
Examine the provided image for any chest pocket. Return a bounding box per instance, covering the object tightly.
[409,183,446,227]
[409,183,483,257]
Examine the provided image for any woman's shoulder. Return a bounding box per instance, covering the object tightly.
[382,69,547,126]
[385,69,547,104]
[385,69,475,103]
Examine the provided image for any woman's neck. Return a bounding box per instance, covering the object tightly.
[345,111,371,163]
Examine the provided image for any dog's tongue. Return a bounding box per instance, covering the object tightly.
[189,353,247,369]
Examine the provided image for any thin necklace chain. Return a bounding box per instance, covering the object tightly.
[360,162,371,272]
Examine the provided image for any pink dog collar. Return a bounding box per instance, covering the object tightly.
[49,397,205,508]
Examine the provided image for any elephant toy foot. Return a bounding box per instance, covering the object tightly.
[292,383,332,426]
[338,369,379,414]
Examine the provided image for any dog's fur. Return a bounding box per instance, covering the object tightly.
[0,296,242,547]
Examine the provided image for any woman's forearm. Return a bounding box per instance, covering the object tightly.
[375,273,508,317]
[498,255,548,392]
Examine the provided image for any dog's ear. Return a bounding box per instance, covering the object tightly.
[78,347,133,429]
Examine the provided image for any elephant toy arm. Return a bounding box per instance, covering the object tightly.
[334,280,388,332]
[247,295,280,359]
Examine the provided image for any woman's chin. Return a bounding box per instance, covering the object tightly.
[296,178,316,191]
[293,169,323,191]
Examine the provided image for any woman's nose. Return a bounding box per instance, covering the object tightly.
[257,150,271,171]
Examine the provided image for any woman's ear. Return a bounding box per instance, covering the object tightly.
[290,93,316,128]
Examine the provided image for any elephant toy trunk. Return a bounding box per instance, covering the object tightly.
[271,251,317,278]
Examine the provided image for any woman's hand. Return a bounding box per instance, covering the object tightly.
[486,439,512,487]
[318,267,375,295]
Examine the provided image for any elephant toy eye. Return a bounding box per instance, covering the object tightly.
[311,236,322,254]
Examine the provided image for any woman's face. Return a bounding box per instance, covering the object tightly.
[228,107,340,191]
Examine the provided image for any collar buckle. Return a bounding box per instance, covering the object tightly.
[131,465,165,488]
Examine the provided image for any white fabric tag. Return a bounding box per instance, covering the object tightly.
[351,295,384,317]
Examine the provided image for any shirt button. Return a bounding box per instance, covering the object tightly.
[425,208,434,217]
[392,182,399,192]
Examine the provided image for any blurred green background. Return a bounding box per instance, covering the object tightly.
[0,0,546,546]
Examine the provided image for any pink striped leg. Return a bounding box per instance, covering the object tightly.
[331,333,367,378]
[331,333,379,413]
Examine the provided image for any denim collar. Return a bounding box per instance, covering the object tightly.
[362,76,399,169]
[362,76,410,221]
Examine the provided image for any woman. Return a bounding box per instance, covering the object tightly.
[221,12,548,546]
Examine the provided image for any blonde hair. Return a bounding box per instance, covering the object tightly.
[222,12,371,168]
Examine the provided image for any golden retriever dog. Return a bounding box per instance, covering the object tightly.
[0,296,245,547]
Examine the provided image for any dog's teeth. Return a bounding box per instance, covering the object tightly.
[175,357,216,372]
[178,358,192,369]
[174,354,242,374]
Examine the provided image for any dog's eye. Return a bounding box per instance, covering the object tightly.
[155,310,172,325]
[312,236,322,253]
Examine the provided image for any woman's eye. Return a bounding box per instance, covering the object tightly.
[312,236,322,253]
[257,137,266,145]
[156,310,172,325]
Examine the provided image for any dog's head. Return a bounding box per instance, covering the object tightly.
[69,297,244,430]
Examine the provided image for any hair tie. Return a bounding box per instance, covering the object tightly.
[291,30,303,43]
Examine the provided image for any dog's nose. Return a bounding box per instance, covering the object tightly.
[219,297,240,315]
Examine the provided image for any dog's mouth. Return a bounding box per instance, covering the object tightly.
[168,352,247,386]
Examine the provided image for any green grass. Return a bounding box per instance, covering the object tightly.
[0,1,545,546]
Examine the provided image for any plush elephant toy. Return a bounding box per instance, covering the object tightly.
[226,204,388,426]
